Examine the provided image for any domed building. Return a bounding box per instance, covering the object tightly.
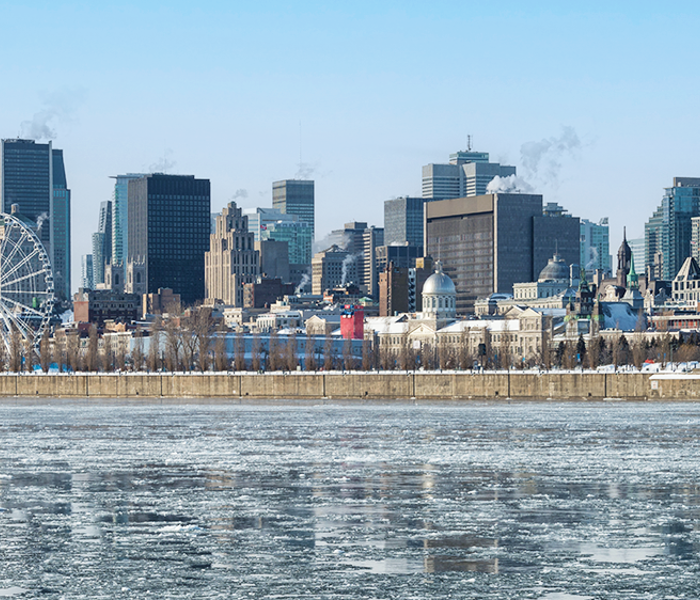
[510,252,577,304]
[538,254,569,283]
[421,261,457,320]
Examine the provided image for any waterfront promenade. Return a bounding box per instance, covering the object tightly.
[0,371,696,401]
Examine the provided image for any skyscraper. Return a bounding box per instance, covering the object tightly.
[384,196,424,249]
[422,150,516,201]
[1,139,51,248]
[424,193,579,313]
[92,200,112,286]
[110,173,144,266]
[645,177,700,280]
[272,179,315,241]
[1,138,71,302]
[205,201,260,307]
[51,149,71,302]
[243,206,313,265]
[580,217,611,277]
[128,174,211,305]
[81,254,94,290]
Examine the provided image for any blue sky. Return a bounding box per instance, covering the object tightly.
[2,1,700,289]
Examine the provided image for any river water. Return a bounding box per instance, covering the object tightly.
[0,401,699,599]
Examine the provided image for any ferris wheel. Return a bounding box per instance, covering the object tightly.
[0,213,54,353]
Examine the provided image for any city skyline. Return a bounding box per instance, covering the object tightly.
[2,2,700,293]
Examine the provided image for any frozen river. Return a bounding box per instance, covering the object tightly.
[0,401,699,599]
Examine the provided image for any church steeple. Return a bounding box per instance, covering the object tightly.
[616,227,632,288]
[627,252,639,290]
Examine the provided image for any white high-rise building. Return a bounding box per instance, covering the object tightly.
[422,150,515,200]
[580,218,612,277]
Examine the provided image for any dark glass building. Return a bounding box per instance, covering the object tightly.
[425,193,580,314]
[383,196,424,250]
[51,149,71,303]
[127,174,211,305]
[1,138,52,247]
[1,139,71,303]
[272,179,315,241]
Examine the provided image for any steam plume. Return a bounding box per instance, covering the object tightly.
[20,88,86,141]
[520,126,581,187]
[486,174,534,194]
[295,272,310,295]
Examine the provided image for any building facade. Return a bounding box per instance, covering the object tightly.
[424,193,580,314]
[312,245,352,294]
[422,150,516,200]
[81,254,94,290]
[51,149,71,302]
[205,201,260,307]
[384,196,424,249]
[92,200,112,287]
[272,179,315,241]
[645,177,700,281]
[128,173,211,305]
[580,217,611,276]
[110,173,144,266]
[1,138,71,302]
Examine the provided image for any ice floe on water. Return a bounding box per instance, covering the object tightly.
[0,402,699,598]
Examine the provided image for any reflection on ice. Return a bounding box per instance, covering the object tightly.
[0,402,699,598]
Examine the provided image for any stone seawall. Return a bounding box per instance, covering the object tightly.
[0,371,695,401]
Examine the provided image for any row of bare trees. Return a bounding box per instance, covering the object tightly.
[2,310,692,374]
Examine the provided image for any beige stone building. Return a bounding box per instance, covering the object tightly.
[205,202,259,307]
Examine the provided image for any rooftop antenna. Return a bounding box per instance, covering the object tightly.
[466,135,472,152]
[298,120,302,177]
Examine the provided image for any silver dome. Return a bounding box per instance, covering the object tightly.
[423,261,456,295]
[538,254,569,282]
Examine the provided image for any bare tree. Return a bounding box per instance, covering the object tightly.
[458,330,472,370]
[234,331,246,371]
[67,333,80,372]
[164,318,182,372]
[379,342,394,370]
[85,325,99,372]
[268,329,281,371]
[9,325,22,373]
[322,335,334,371]
[251,333,262,371]
[285,331,298,371]
[193,308,214,372]
[39,331,50,373]
[116,341,126,371]
[588,335,600,369]
[398,333,411,371]
[304,335,317,371]
[53,330,67,373]
[148,317,162,372]
[361,338,374,371]
[132,333,145,372]
[342,337,355,371]
[23,337,35,373]
[213,322,228,372]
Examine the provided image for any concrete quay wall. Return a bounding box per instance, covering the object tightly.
[0,371,695,401]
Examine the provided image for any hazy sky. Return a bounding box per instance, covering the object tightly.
[2,1,700,289]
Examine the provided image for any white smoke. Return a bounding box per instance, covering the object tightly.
[295,162,316,179]
[585,246,599,270]
[149,149,176,173]
[19,88,86,141]
[341,253,359,286]
[36,212,48,232]
[295,273,310,295]
[520,126,581,187]
[313,232,351,255]
[486,174,534,194]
